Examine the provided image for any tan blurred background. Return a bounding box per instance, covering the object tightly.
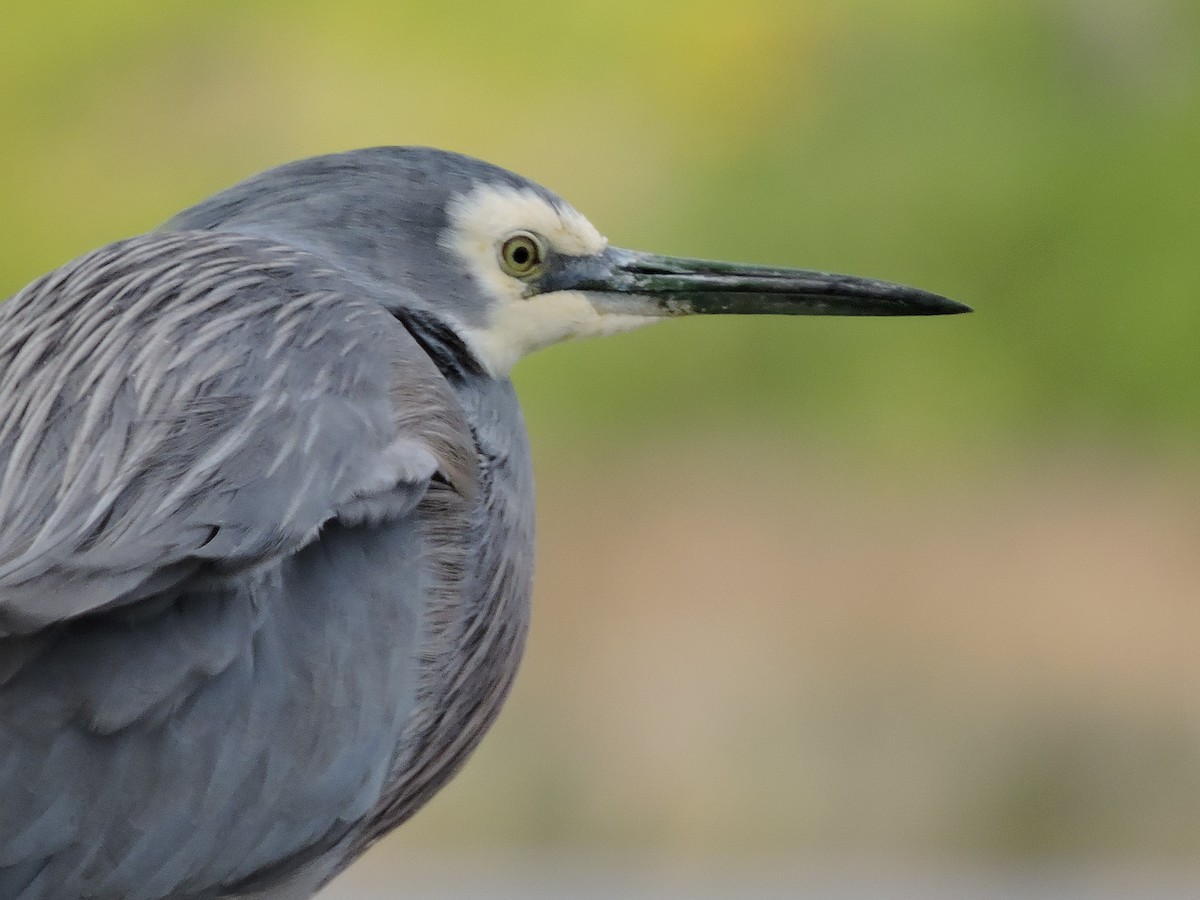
[4,2,1200,896]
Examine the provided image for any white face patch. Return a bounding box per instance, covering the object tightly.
[439,183,660,376]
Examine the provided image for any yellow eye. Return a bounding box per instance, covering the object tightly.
[499,232,546,278]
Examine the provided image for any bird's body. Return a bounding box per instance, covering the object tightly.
[0,148,966,898]
[0,226,533,898]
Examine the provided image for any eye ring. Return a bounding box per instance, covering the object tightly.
[499,232,546,278]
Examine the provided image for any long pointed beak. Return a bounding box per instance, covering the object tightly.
[550,247,970,317]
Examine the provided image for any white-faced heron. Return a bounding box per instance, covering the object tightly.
[0,147,968,898]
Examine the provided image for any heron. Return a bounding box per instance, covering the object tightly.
[0,147,968,898]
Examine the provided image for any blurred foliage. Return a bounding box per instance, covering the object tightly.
[3,1,1199,463]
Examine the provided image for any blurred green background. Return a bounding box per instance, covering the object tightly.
[4,1,1200,894]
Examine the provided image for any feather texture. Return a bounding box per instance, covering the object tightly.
[0,229,533,898]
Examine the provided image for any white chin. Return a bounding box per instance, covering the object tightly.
[458,292,661,377]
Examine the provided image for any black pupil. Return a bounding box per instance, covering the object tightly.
[511,244,531,266]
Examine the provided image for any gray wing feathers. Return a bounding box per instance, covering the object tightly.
[0,552,419,898]
[0,231,454,634]
[0,231,478,897]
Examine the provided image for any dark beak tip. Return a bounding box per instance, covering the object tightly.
[933,297,973,315]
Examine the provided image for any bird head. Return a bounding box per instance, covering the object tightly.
[166,147,968,378]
